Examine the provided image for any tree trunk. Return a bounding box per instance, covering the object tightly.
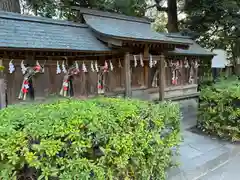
[0,0,21,13]
[167,0,179,32]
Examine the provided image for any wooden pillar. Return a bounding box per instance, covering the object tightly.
[0,59,6,109]
[158,54,165,101]
[124,52,131,97]
[143,45,150,87]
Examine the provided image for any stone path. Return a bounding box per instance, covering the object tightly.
[198,152,240,180]
[167,99,240,180]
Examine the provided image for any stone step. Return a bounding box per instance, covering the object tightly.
[167,143,238,180]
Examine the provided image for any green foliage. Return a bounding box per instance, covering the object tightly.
[151,12,168,33]
[183,0,240,61]
[0,97,181,180]
[0,65,4,71]
[25,0,147,19]
[198,77,240,141]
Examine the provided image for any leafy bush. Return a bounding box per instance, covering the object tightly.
[198,77,240,141]
[0,98,181,180]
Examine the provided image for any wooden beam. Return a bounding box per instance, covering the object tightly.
[143,45,149,59]
[124,52,131,97]
[0,58,6,109]
[158,54,165,101]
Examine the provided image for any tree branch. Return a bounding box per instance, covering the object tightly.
[154,0,168,12]
[156,5,168,12]
[145,4,157,10]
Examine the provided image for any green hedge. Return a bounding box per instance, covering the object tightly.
[198,77,240,141]
[0,97,180,180]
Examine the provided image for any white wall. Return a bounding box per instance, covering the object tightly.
[211,49,228,68]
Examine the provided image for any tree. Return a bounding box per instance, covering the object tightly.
[153,0,179,32]
[151,12,168,32]
[0,0,21,13]
[23,0,147,19]
[183,0,240,72]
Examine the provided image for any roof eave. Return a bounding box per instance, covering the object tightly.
[0,47,112,53]
[166,51,216,57]
[88,27,190,47]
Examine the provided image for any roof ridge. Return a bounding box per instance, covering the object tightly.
[73,7,151,24]
[0,10,87,28]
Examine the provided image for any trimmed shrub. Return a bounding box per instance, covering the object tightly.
[0,97,181,180]
[198,77,240,141]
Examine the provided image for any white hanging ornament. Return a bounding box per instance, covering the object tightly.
[9,60,15,74]
[153,55,157,66]
[36,60,40,66]
[133,55,138,67]
[75,61,79,70]
[21,60,27,74]
[82,62,87,72]
[109,60,114,71]
[149,54,153,68]
[165,60,168,68]
[194,60,199,68]
[104,61,108,72]
[184,57,189,68]
[118,59,122,68]
[95,61,99,72]
[36,60,44,72]
[56,61,61,74]
[62,61,67,74]
[91,61,95,72]
[140,54,144,67]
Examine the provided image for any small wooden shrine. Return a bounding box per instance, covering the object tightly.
[0,9,215,106]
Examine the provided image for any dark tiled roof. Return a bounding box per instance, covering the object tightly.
[79,8,191,45]
[166,34,215,56]
[0,11,110,52]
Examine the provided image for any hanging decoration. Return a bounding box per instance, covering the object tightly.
[60,77,69,97]
[170,60,179,86]
[133,55,138,67]
[91,61,95,72]
[56,61,61,74]
[118,59,122,68]
[97,65,108,94]
[36,60,44,73]
[59,63,80,97]
[184,57,189,68]
[189,60,195,84]
[194,59,199,69]
[165,60,168,68]
[109,60,114,71]
[140,54,144,67]
[104,61,108,72]
[82,62,87,72]
[149,54,153,68]
[18,62,44,100]
[95,61,99,72]
[9,60,15,74]
[153,56,157,66]
[75,61,79,71]
[21,60,27,74]
[62,61,67,74]
[97,74,104,94]
[172,71,178,85]
[152,70,159,87]
[179,60,183,68]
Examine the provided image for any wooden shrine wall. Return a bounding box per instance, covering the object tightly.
[3,59,101,104]
[104,58,147,92]
[148,57,199,88]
